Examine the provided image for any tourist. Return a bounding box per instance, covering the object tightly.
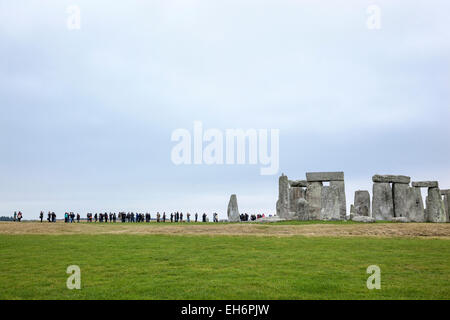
[202,213,206,222]
[17,211,22,222]
[52,212,56,222]
[162,212,166,222]
[76,213,80,223]
[39,211,44,222]
[180,212,183,222]
[187,212,190,223]
[13,211,17,222]
[195,213,198,222]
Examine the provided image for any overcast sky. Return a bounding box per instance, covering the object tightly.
[1,0,449,219]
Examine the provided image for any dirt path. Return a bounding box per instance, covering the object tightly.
[0,222,450,238]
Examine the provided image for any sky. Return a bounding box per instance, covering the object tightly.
[1,0,449,219]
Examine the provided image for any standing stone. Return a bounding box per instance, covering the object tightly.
[354,190,370,217]
[277,174,290,218]
[227,194,240,222]
[426,187,446,222]
[289,187,304,213]
[406,187,425,222]
[320,185,341,220]
[306,182,323,220]
[393,183,409,218]
[372,182,394,220]
[441,190,450,223]
[330,180,346,220]
[295,198,309,220]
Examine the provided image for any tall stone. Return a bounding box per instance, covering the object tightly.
[393,183,409,218]
[330,180,346,220]
[320,185,341,220]
[295,198,309,221]
[406,187,425,222]
[277,174,289,218]
[354,190,370,217]
[306,182,323,220]
[227,194,240,222]
[289,187,305,213]
[426,187,446,223]
[440,190,450,222]
[372,182,394,220]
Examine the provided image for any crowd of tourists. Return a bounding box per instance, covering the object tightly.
[9,211,266,223]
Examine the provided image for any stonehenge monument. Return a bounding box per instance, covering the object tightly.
[227,194,240,222]
[276,172,346,221]
[275,172,448,223]
[369,175,446,222]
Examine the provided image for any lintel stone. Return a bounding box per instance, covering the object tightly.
[411,181,439,188]
[440,189,450,195]
[289,180,308,187]
[372,174,410,184]
[306,172,344,182]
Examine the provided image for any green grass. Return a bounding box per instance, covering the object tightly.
[0,234,448,300]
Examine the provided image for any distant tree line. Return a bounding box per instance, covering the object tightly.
[0,216,14,221]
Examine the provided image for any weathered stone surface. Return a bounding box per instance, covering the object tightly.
[372,174,411,184]
[227,194,240,222]
[294,198,309,221]
[393,183,409,218]
[390,217,409,223]
[277,174,290,218]
[354,190,370,217]
[406,187,425,222]
[289,180,308,187]
[440,189,450,196]
[350,204,356,215]
[443,195,450,223]
[306,182,323,220]
[412,181,439,188]
[320,185,341,220]
[289,187,305,213]
[372,182,394,220]
[351,216,376,223]
[331,180,346,220]
[426,187,446,222]
[306,172,344,182]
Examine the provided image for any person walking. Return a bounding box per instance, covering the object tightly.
[17,211,22,222]
[13,211,17,222]
[202,213,206,222]
[162,212,166,222]
[180,212,183,222]
[187,213,190,223]
[39,211,44,222]
[195,213,198,222]
[76,213,80,223]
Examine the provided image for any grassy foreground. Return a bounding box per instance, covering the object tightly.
[0,234,449,300]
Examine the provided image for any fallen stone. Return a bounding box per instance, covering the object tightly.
[227,194,240,222]
[372,182,394,220]
[320,185,341,220]
[351,216,376,223]
[289,180,308,188]
[372,174,411,184]
[257,216,287,223]
[412,181,439,188]
[406,187,426,222]
[306,172,344,182]
[354,190,370,217]
[426,187,447,223]
[390,217,409,223]
[306,181,323,220]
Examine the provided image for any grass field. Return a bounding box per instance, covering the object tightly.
[0,221,449,300]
